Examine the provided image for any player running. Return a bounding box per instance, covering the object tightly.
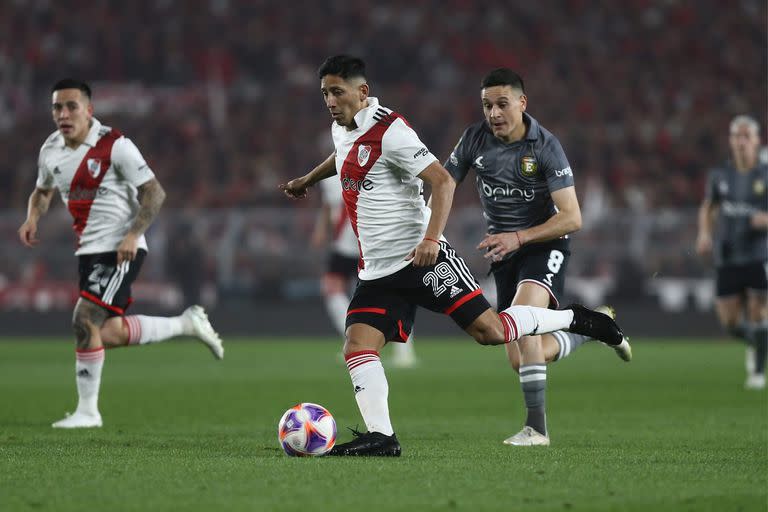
[18,79,224,429]
[281,55,628,456]
[444,68,632,446]
[696,115,768,390]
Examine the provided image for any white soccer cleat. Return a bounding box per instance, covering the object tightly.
[595,305,632,362]
[52,411,103,429]
[503,426,550,446]
[184,305,224,360]
[745,373,766,390]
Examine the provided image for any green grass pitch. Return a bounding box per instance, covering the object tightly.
[0,337,765,511]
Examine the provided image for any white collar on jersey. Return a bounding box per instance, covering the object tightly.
[61,118,103,148]
[351,97,381,129]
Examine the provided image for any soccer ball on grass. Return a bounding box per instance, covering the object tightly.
[278,402,336,456]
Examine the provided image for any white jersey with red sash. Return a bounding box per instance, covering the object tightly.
[36,118,155,255]
[331,97,438,280]
[319,177,359,258]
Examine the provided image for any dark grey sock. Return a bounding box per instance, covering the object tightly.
[750,323,768,375]
[519,365,547,436]
[552,331,589,361]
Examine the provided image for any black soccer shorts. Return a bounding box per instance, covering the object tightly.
[715,261,768,297]
[345,241,491,342]
[327,250,359,280]
[78,249,146,316]
[491,238,570,310]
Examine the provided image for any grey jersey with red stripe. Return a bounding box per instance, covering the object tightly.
[331,97,438,281]
[705,162,768,266]
[444,112,574,234]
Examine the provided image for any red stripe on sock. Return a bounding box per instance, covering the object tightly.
[499,312,519,342]
[344,350,380,362]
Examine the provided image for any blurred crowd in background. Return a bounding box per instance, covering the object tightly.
[1,0,765,209]
[0,0,765,315]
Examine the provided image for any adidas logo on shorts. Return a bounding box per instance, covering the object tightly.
[450,285,463,298]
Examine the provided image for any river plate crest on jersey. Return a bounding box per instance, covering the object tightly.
[358,145,372,167]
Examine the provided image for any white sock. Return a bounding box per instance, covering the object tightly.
[124,315,186,345]
[499,305,574,342]
[393,336,415,357]
[326,293,350,337]
[75,348,104,415]
[345,350,394,436]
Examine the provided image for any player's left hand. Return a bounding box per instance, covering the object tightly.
[477,232,522,262]
[406,239,440,267]
[116,233,139,265]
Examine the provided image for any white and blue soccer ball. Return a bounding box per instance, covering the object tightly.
[278,402,336,457]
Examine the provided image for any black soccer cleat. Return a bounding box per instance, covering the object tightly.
[327,428,402,457]
[566,303,624,346]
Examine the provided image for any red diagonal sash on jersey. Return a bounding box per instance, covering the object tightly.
[68,129,122,244]
[339,112,404,271]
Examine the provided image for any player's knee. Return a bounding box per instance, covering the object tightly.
[100,317,127,347]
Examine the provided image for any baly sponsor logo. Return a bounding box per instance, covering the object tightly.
[341,175,374,192]
[478,177,535,202]
[555,166,572,177]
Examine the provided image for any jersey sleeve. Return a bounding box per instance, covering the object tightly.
[704,169,720,203]
[443,127,473,183]
[111,137,155,187]
[381,118,438,177]
[35,147,54,190]
[541,137,575,192]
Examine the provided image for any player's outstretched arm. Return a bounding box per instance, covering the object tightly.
[478,186,582,261]
[18,187,54,248]
[281,152,337,200]
[409,161,455,266]
[117,178,166,264]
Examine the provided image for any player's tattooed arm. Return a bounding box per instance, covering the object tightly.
[116,179,166,264]
[18,187,55,247]
[72,298,109,350]
[131,178,166,236]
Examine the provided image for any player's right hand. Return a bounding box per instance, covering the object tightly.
[407,239,440,267]
[280,177,310,199]
[18,220,39,248]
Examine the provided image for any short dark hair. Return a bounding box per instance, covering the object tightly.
[481,68,525,94]
[318,55,367,81]
[51,79,92,100]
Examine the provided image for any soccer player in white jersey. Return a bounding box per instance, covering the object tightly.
[17,79,224,429]
[281,56,628,456]
[314,177,418,367]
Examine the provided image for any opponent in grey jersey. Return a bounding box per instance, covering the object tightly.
[444,68,632,447]
[696,115,768,390]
